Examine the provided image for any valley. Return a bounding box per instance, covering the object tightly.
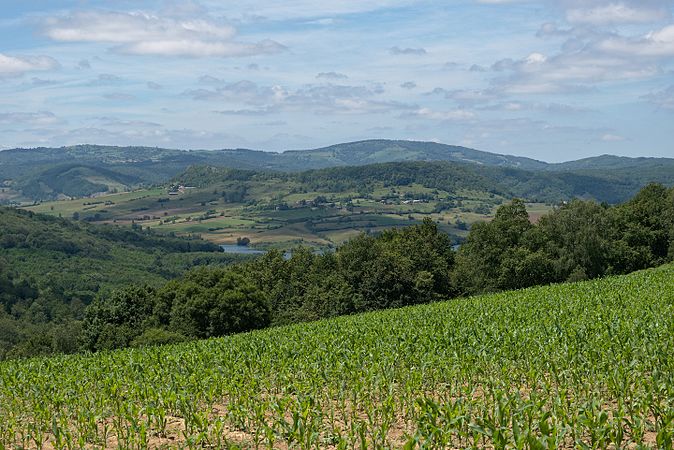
[25,164,551,249]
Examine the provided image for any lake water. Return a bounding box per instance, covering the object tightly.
[220,244,330,259]
[220,244,267,255]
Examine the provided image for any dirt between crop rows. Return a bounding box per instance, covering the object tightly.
[9,387,661,449]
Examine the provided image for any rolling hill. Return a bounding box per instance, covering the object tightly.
[0,206,251,358]
[2,140,673,202]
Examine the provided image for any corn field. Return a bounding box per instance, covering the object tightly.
[1,264,674,449]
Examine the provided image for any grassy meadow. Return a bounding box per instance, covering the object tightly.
[24,181,550,249]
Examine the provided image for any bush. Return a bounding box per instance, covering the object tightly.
[130,328,186,348]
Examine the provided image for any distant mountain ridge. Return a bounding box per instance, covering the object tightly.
[1,140,673,202]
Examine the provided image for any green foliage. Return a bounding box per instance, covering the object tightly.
[82,286,157,351]
[82,269,270,349]
[337,217,455,310]
[3,184,674,360]
[1,265,674,448]
[15,164,140,200]
[454,185,674,294]
[176,160,661,205]
[130,328,186,348]
[0,207,244,358]
[3,140,674,203]
[166,268,270,338]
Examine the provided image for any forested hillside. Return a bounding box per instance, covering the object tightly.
[175,160,652,204]
[0,207,246,359]
[3,182,671,359]
[2,140,674,202]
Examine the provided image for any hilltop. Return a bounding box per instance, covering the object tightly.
[2,140,673,202]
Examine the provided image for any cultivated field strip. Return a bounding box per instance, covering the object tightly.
[1,265,674,449]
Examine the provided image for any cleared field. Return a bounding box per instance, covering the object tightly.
[1,264,673,449]
[24,182,537,250]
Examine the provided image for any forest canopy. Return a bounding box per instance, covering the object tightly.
[2,183,673,359]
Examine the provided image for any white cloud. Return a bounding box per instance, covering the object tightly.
[597,24,674,57]
[185,79,414,115]
[42,11,285,58]
[565,2,670,25]
[489,42,663,94]
[478,101,590,113]
[93,117,162,128]
[405,107,475,121]
[200,1,416,21]
[0,111,60,125]
[0,53,59,77]
[642,84,674,109]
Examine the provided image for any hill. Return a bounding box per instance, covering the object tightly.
[3,140,674,202]
[0,207,248,358]
[21,160,664,250]
[1,263,672,448]
[282,139,549,170]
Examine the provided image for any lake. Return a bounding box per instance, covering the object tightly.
[220,244,266,255]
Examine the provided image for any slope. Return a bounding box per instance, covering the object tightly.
[1,263,672,448]
[3,140,674,202]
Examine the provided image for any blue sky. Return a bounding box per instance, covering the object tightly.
[0,0,673,162]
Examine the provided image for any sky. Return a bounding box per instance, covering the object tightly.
[0,0,673,162]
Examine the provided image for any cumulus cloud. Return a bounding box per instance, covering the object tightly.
[488,46,661,94]
[481,2,674,97]
[390,46,427,55]
[596,24,674,57]
[564,1,671,25]
[42,11,286,58]
[400,81,417,89]
[185,79,413,115]
[0,53,59,77]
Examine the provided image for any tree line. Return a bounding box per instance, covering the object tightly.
[0,207,246,359]
[80,183,674,353]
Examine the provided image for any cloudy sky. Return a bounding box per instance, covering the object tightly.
[0,0,673,161]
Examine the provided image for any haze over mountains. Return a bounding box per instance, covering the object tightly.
[1,139,673,203]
